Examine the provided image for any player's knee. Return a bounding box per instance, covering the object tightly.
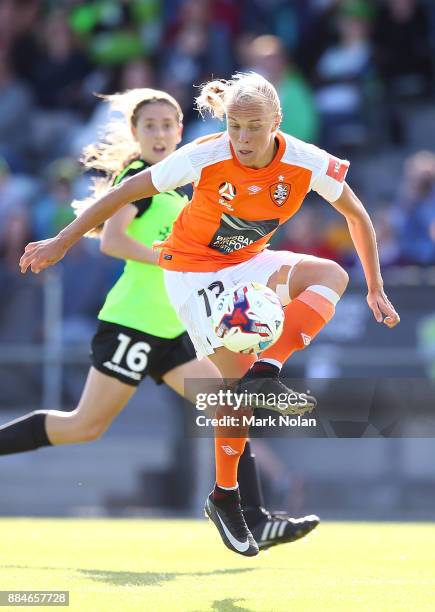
[71,416,109,443]
[325,261,349,295]
[337,264,349,294]
[84,420,110,442]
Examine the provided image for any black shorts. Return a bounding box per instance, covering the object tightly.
[90,320,196,387]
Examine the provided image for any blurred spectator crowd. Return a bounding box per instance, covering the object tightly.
[1,0,435,333]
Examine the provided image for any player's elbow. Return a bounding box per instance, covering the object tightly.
[346,206,371,228]
[344,190,369,224]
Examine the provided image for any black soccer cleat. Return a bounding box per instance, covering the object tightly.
[204,490,259,557]
[248,509,320,551]
[235,366,317,416]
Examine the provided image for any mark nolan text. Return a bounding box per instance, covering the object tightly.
[196,414,317,428]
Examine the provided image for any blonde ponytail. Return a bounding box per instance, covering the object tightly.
[195,71,281,121]
[195,79,228,120]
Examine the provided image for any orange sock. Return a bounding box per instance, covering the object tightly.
[262,284,340,364]
[215,435,248,489]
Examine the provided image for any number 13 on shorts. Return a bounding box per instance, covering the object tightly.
[197,281,225,316]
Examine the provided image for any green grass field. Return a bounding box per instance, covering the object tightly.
[1,519,435,611]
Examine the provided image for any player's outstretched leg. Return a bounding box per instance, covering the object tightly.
[0,368,135,454]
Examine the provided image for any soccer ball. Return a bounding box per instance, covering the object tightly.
[211,282,284,354]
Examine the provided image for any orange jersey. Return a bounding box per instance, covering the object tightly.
[150,131,349,272]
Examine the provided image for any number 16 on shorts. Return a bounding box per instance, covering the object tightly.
[112,333,151,372]
[103,333,151,381]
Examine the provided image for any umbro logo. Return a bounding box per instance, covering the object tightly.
[301,333,311,346]
[221,445,239,456]
[248,185,262,194]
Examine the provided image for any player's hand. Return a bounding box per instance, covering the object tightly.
[19,236,68,274]
[366,287,400,328]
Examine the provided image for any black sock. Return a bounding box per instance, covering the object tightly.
[248,361,280,378]
[212,484,239,503]
[0,411,52,455]
[238,440,265,511]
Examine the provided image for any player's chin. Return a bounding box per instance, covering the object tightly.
[236,150,255,164]
[143,150,163,165]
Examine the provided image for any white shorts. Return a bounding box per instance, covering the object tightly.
[164,249,316,359]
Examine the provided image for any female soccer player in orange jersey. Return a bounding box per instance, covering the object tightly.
[1,86,319,554]
[20,72,400,556]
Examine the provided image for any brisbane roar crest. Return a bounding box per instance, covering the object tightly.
[269,182,291,207]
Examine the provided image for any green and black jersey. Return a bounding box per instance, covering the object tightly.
[98,159,188,338]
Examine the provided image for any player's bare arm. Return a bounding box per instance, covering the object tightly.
[330,182,400,328]
[100,204,159,265]
[20,169,159,274]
